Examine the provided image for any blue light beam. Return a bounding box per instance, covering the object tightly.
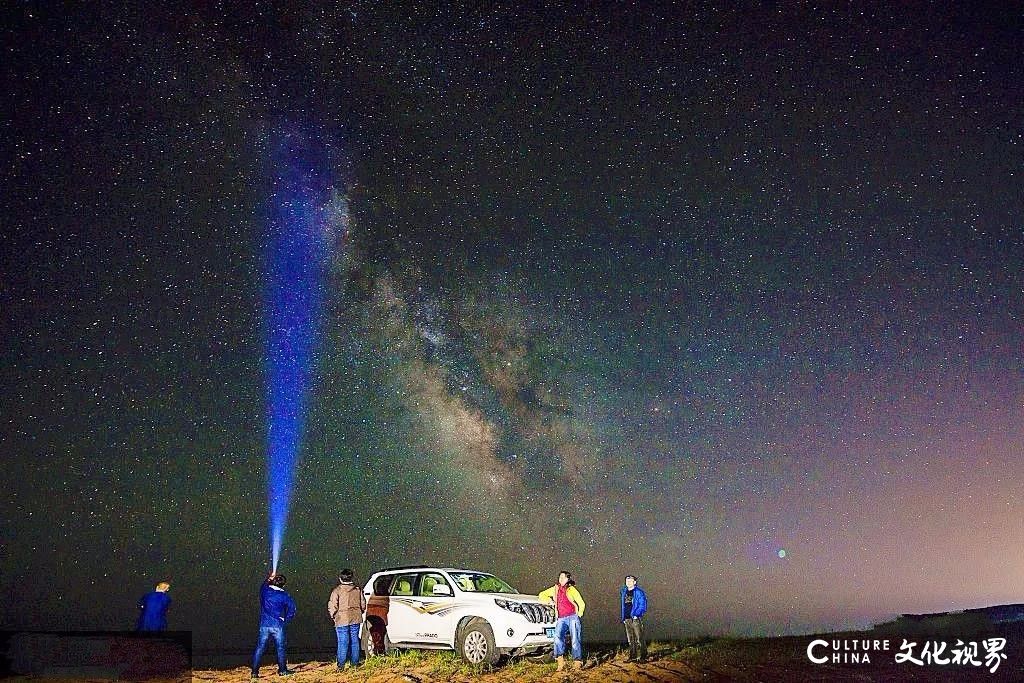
[263,126,335,574]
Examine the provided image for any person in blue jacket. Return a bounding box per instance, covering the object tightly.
[136,581,171,631]
[251,574,297,679]
[620,574,648,662]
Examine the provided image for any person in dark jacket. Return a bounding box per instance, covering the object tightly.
[620,575,648,662]
[328,568,366,669]
[136,581,171,632]
[251,574,297,679]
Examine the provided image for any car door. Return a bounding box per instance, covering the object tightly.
[385,572,422,643]
[408,572,458,645]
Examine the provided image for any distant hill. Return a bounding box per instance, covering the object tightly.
[873,603,1024,635]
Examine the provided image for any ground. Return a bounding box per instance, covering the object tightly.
[191,626,1023,683]
[3,627,1020,681]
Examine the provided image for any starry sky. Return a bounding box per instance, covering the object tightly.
[3,2,1023,651]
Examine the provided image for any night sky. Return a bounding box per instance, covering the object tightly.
[3,2,1023,651]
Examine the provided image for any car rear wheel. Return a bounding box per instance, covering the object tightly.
[458,619,500,666]
[363,619,393,656]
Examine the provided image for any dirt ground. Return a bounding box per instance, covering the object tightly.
[190,625,1024,683]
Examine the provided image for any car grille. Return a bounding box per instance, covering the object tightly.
[522,603,556,624]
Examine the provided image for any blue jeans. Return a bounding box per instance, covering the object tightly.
[553,615,582,660]
[251,625,287,674]
[335,623,361,666]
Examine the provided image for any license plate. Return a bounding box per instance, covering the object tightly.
[545,628,555,638]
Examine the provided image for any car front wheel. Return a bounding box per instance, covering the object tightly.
[458,619,500,666]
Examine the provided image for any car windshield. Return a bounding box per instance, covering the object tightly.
[448,572,517,594]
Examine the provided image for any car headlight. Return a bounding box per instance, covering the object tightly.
[495,598,525,614]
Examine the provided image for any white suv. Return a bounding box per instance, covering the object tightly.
[361,566,556,665]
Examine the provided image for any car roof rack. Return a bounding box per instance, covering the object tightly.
[380,565,431,572]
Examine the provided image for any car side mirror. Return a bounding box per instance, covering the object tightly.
[432,584,452,596]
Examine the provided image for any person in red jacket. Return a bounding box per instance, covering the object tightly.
[538,571,586,672]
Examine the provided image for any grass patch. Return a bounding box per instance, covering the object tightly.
[394,648,429,667]
[657,636,724,661]
[345,650,427,680]
[349,653,394,674]
[346,649,555,681]
[426,650,473,677]
[668,645,706,660]
[348,649,478,680]
[504,656,554,681]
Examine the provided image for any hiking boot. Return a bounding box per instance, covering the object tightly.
[572,658,584,671]
[555,656,566,672]
[278,670,295,676]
